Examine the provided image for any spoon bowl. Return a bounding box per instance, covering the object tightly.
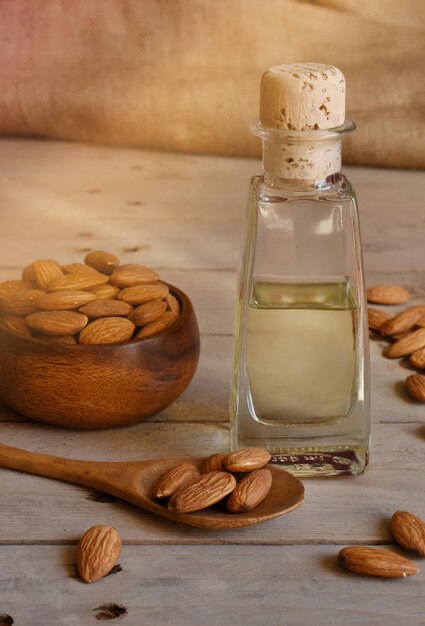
[0,443,304,529]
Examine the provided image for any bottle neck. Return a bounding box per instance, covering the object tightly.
[250,120,355,190]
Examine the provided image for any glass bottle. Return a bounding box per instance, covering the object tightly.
[230,64,370,477]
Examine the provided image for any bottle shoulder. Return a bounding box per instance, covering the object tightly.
[250,172,356,203]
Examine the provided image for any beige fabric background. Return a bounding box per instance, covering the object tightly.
[0,0,424,168]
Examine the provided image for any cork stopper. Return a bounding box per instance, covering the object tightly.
[260,63,345,131]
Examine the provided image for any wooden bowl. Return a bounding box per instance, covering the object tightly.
[0,285,200,429]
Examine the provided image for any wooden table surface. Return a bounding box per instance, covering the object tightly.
[0,138,424,625]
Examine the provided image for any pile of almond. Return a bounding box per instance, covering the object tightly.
[367,283,425,402]
[154,448,273,514]
[339,509,425,578]
[0,251,181,344]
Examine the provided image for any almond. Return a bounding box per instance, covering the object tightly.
[0,315,32,338]
[0,279,32,300]
[153,462,200,499]
[79,317,135,344]
[392,330,412,341]
[380,309,422,337]
[384,328,425,358]
[32,259,64,290]
[92,284,120,300]
[1,289,45,316]
[224,448,272,472]
[118,283,169,305]
[168,471,237,514]
[26,311,88,335]
[165,292,180,315]
[391,511,425,556]
[36,290,96,310]
[47,272,109,292]
[79,299,133,318]
[405,374,425,402]
[201,454,227,474]
[110,266,159,288]
[113,263,146,272]
[38,334,78,345]
[367,284,410,305]
[128,299,167,326]
[416,315,425,328]
[410,305,425,312]
[135,311,178,339]
[338,546,419,578]
[368,308,392,333]
[84,250,120,275]
[77,524,122,583]
[61,262,100,275]
[22,263,36,283]
[226,468,273,513]
[409,348,425,369]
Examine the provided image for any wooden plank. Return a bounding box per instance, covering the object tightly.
[0,139,249,271]
[0,139,424,273]
[0,421,423,545]
[0,544,423,625]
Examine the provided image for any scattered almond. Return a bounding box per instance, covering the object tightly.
[128,299,167,326]
[391,511,425,556]
[384,328,425,358]
[79,299,133,318]
[0,315,32,338]
[168,471,237,514]
[117,283,169,305]
[77,524,122,584]
[392,330,412,341]
[416,315,425,328]
[36,290,96,311]
[79,317,135,344]
[135,311,178,339]
[84,250,120,275]
[26,311,88,335]
[405,374,425,402]
[338,546,419,578]
[201,454,226,474]
[110,266,159,288]
[380,309,422,337]
[367,284,410,305]
[224,448,272,472]
[409,348,425,369]
[368,308,392,333]
[153,462,200,499]
[226,468,273,513]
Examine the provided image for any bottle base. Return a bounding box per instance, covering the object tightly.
[232,434,369,477]
[269,446,368,477]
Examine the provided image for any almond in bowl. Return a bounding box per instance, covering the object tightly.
[0,251,200,429]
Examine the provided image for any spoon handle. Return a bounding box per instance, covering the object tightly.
[0,441,106,487]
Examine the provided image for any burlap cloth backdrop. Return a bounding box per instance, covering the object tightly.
[0,0,424,168]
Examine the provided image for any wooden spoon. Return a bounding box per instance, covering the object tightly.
[0,442,304,529]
